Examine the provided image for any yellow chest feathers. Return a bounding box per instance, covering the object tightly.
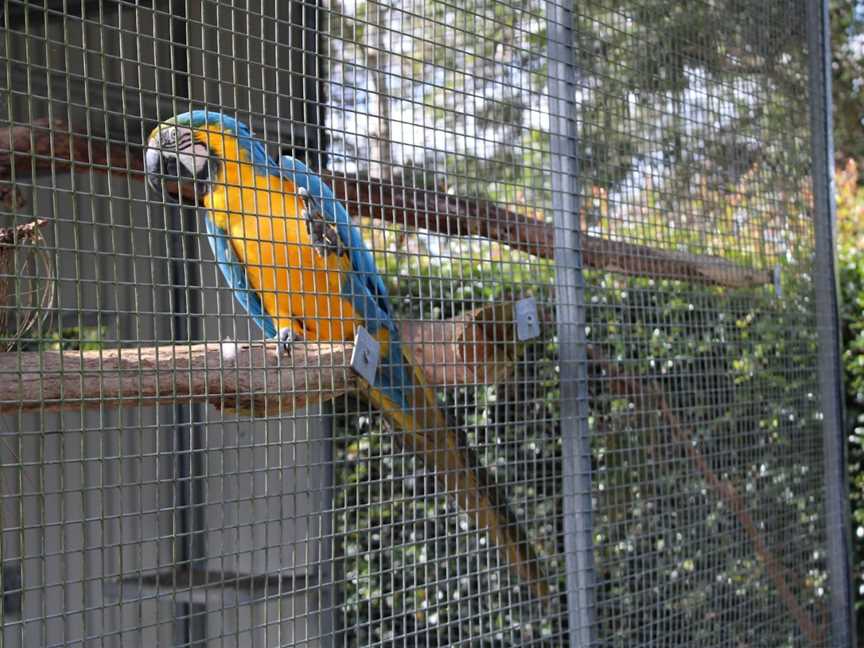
[200,134,359,341]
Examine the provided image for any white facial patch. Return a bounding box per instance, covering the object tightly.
[177,138,210,176]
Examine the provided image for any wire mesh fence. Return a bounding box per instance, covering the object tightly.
[0,0,850,646]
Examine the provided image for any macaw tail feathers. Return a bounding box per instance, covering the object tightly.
[365,343,550,600]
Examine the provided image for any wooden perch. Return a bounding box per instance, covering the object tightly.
[401,301,520,386]
[0,217,50,246]
[322,172,773,289]
[0,117,144,179]
[0,119,772,289]
[0,303,527,415]
[0,340,352,416]
[577,236,772,289]
[0,118,144,207]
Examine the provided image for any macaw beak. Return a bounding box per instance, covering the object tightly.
[144,125,214,205]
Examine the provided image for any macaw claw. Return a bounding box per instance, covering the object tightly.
[220,336,240,363]
[277,326,300,356]
[299,186,344,258]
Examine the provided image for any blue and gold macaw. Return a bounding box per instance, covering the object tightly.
[144,111,548,598]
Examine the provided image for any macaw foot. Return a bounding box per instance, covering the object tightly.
[277,327,301,356]
[220,336,241,363]
[299,187,344,258]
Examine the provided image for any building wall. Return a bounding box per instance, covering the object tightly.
[0,2,331,646]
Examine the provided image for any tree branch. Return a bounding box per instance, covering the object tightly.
[401,301,520,386]
[0,118,772,288]
[0,118,145,188]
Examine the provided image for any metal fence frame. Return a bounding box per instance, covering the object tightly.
[808,1,856,646]
[546,2,596,646]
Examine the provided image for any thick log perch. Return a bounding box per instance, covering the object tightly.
[0,303,528,415]
[401,301,519,386]
[0,118,772,288]
[0,341,353,416]
[0,341,347,415]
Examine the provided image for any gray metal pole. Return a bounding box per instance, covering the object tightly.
[546,2,596,646]
[807,1,856,646]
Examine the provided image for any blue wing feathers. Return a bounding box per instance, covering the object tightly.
[203,216,278,338]
[277,156,392,318]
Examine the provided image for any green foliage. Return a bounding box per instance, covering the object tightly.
[332,191,829,645]
[836,160,864,633]
[831,0,864,166]
[327,1,828,645]
[587,265,826,646]
[841,242,864,606]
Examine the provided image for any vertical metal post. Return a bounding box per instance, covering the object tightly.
[168,2,207,646]
[807,1,855,646]
[546,2,596,646]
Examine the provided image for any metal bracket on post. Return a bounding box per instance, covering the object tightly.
[350,326,380,385]
[773,265,783,299]
[515,297,541,341]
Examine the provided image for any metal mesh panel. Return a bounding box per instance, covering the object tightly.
[574,1,837,646]
[0,0,847,647]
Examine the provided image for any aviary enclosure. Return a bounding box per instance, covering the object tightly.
[0,0,852,646]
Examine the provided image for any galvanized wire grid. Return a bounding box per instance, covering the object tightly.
[0,1,844,647]
[576,0,836,646]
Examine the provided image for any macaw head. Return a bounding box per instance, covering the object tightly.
[144,111,273,205]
